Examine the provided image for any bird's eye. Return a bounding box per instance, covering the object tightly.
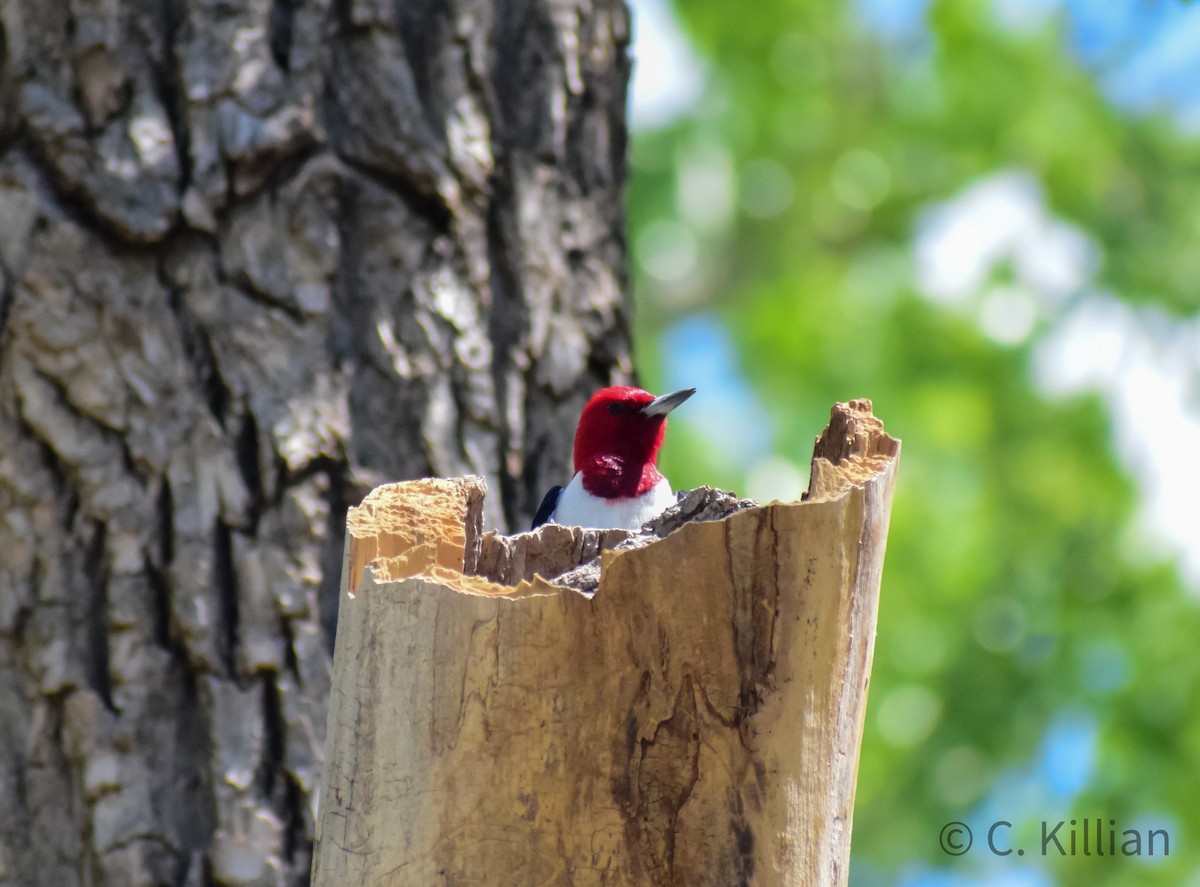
[607,402,625,415]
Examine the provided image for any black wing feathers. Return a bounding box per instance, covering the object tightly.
[531,486,563,529]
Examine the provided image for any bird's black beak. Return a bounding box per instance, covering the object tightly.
[640,387,696,417]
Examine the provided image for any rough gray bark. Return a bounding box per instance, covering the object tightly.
[0,0,633,883]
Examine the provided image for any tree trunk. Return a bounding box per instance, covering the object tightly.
[0,0,633,883]
[311,401,899,886]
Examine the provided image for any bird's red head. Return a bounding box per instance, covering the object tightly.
[572,386,695,499]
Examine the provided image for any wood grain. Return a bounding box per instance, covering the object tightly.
[313,400,900,886]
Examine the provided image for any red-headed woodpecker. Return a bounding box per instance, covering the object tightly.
[532,386,696,530]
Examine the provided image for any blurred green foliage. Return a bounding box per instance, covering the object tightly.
[628,1,1200,884]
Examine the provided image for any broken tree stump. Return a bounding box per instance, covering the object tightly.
[312,399,900,886]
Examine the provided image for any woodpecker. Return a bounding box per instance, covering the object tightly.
[531,385,696,531]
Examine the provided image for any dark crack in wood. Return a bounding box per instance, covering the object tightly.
[85,519,117,712]
[212,519,240,679]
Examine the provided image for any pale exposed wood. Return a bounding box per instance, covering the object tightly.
[313,400,900,886]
